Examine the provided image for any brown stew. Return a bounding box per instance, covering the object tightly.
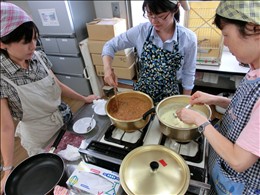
[108,96,151,120]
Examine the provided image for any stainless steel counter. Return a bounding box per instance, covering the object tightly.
[196,50,249,75]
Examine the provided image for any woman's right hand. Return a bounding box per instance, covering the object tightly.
[104,67,118,87]
[190,91,217,106]
[103,55,118,87]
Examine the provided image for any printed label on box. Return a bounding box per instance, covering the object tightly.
[67,161,120,195]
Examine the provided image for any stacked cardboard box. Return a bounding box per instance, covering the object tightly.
[86,18,136,80]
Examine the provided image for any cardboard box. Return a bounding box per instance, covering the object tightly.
[86,18,127,41]
[91,51,135,68]
[88,40,133,56]
[66,161,120,195]
[95,63,136,80]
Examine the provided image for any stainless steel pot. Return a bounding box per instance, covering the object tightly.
[119,145,190,195]
[105,91,153,132]
[156,95,212,142]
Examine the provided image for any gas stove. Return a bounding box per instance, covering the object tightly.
[74,104,211,194]
[142,116,211,194]
[79,119,151,173]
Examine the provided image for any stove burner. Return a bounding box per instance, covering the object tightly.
[188,165,206,182]
[160,135,205,163]
[104,121,150,150]
[79,141,129,172]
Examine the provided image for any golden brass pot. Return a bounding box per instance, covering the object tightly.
[119,145,190,195]
[105,91,153,132]
[157,95,212,143]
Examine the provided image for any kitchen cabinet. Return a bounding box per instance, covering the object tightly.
[28,1,96,96]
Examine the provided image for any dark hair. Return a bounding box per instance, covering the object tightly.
[213,14,260,37]
[142,0,180,22]
[0,21,39,56]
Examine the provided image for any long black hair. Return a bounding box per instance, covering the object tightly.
[142,0,180,22]
[0,21,39,57]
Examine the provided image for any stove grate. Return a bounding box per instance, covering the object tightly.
[160,135,205,163]
[104,121,150,150]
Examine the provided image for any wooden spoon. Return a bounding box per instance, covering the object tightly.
[114,87,119,110]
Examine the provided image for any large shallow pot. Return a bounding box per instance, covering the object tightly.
[119,145,190,195]
[105,91,153,132]
[157,95,212,143]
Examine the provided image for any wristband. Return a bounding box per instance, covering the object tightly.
[0,165,14,172]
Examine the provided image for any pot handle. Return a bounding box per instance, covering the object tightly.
[143,107,156,120]
[49,126,67,153]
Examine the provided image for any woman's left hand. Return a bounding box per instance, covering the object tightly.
[84,95,100,104]
[176,108,207,126]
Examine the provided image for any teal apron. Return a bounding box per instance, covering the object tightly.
[133,26,183,104]
[209,121,245,195]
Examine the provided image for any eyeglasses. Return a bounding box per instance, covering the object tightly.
[144,12,171,22]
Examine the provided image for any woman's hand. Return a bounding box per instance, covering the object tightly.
[176,91,213,125]
[104,67,118,87]
[190,91,230,109]
[176,108,208,126]
[84,95,100,104]
[103,56,118,87]
[190,91,217,106]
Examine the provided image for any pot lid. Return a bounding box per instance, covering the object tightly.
[119,145,190,195]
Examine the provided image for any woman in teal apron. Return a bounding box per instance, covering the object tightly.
[177,1,260,194]
[102,0,197,104]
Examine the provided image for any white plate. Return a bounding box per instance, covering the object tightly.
[94,102,107,116]
[73,117,96,134]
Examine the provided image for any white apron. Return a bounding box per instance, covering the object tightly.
[2,51,63,156]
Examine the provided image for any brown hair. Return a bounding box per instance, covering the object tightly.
[214,14,260,38]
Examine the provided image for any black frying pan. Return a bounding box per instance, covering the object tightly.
[5,127,67,195]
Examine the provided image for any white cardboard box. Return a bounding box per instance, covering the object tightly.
[66,161,120,195]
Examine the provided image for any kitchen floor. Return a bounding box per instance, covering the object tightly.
[1,96,85,180]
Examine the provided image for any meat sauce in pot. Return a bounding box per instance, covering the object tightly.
[108,96,151,120]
